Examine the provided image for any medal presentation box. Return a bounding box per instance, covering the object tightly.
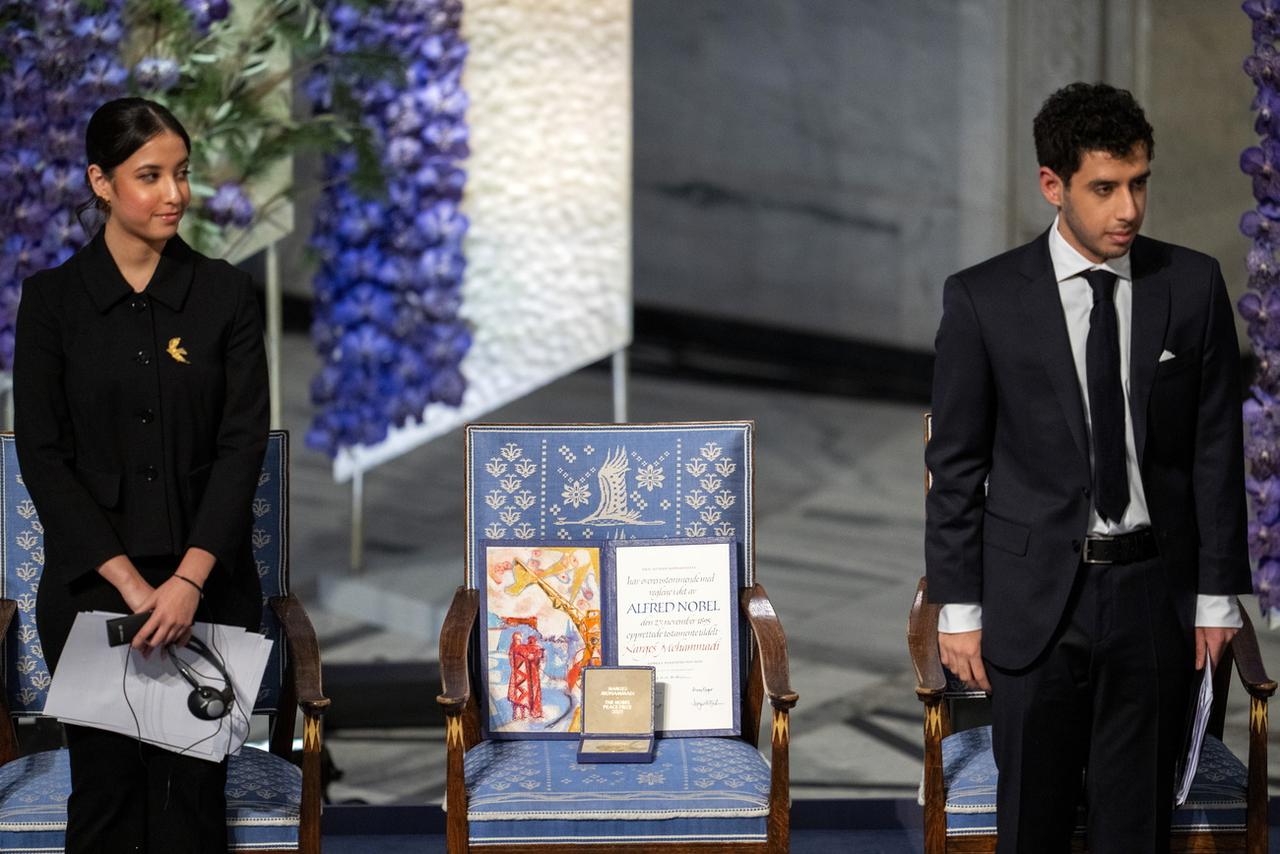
[577,666,656,763]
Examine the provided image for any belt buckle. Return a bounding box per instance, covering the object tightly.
[1083,536,1113,565]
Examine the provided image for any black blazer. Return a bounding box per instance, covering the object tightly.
[924,231,1252,670]
[13,230,269,591]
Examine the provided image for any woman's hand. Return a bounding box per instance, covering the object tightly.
[119,575,156,615]
[133,576,201,653]
[97,555,155,614]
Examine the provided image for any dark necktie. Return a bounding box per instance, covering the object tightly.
[1083,268,1129,523]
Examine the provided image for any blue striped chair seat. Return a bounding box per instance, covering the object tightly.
[459,737,770,846]
[0,747,301,852]
[939,725,1247,836]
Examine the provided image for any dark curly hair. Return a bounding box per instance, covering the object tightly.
[1033,82,1153,183]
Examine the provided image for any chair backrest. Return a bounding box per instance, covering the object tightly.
[465,422,755,588]
[465,422,756,731]
[0,431,290,716]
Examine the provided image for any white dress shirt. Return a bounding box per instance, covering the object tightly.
[938,218,1241,632]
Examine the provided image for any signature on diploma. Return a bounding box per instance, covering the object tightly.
[690,685,722,710]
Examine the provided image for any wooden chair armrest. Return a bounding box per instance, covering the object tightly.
[437,586,479,711]
[0,600,18,764]
[0,599,15,641]
[1232,605,1277,699]
[741,583,798,710]
[908,578,947,699]
[268,595,330,715]
[440,586,480,853]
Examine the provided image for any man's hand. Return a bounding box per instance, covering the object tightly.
[1195,626,1237,671]
[938,629,991,692]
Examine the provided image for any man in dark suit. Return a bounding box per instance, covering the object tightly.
[925,82,1253,852]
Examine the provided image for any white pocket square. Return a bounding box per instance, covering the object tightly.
[1159,350,1176,362]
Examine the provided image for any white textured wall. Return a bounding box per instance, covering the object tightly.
[334,0,632,481]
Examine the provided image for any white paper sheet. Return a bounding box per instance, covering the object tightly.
[44,612,273,762]
[1175,657,1214,806]
[610,541,739,735]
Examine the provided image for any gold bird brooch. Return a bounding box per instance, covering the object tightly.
[167,337,190,364]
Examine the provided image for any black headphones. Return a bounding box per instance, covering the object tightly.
[168,637,234,721]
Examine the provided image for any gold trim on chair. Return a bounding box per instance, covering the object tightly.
[446,715,465,748]
[303,715,322,753]
[772,709,789,746]
[925,704,942,739]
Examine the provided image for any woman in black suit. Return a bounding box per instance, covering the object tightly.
[13,98,268,853]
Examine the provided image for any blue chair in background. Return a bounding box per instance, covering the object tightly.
[0,431,329,853]
[439,422,797,852]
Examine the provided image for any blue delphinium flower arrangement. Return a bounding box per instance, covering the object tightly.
[0,0,129,369]
[1241,0,1280,621]
[305,0,472,457]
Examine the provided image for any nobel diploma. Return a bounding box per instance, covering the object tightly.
[610,540,738,734]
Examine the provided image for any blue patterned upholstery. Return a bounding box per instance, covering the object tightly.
[460,737,769,845]
[0,439,47,717]
[0,747,302,852]
[937,725,1247,836]
[225,746,304,850]
[1171,736,1248,833]
[466,423,754,587]
[0,432,303,852]
[251,432,289,714]
[0,750,64,852]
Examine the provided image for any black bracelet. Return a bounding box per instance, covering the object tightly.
[173,573,204,597]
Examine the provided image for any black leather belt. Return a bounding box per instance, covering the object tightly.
[1082,529,1158,565]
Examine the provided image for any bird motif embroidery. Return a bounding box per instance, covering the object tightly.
[166,337,190,364]
[559,446,662,526]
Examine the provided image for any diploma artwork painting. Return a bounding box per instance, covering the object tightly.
[481,543,604,738]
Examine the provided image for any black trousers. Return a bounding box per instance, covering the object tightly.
[63,724,228,854]
[987,555,1192,853]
